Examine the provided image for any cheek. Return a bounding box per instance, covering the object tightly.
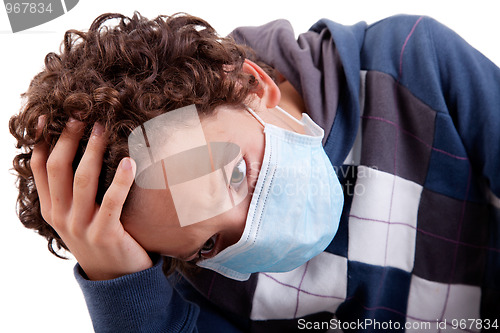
[219,193,251,247]
[122,188,181,252]
[246,159,262,195]
[242,135,266,195]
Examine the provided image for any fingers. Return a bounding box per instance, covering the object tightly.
[32,117,133,240]
[72,123,107,223]
[31,116,52,221]
[97,158,136,228]
[46,118,85,221]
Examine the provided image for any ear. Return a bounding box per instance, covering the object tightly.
[242,59,281,108]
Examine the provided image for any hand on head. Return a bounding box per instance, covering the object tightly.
[31,117,152,280]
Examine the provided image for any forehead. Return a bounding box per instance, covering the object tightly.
[129,105,206,174]
[128,105,248,227]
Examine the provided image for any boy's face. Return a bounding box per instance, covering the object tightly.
[122,103,304,262]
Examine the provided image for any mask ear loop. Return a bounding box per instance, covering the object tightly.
[247,105,305,129]
[274,105,305,127]
[246,106,266,128]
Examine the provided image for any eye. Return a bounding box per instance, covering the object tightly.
[230,158,246,191]
[199,234,218,256]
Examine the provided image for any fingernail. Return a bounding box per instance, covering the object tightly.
[121,158,132,170]
[92,123,104,137]
[67,117,79,129]
[37,115,46,129]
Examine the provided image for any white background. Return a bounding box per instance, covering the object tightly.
[1,1,498,332]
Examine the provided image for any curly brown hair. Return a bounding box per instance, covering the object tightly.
[9,12,273,273]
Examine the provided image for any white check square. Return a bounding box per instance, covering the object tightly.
[407,275,481,332]
[251,253,347,320]
[348,167,422,271]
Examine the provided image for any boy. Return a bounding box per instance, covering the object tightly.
[10,11,499,332]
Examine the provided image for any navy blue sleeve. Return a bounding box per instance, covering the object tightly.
[74,257,199,333]
[422,17,500,198]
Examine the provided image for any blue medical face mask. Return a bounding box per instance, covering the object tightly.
[197,106,344,281]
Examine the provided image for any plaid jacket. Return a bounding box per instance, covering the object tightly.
[76,15,500,332]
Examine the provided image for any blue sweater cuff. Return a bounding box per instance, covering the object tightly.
[74,256,199,332]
